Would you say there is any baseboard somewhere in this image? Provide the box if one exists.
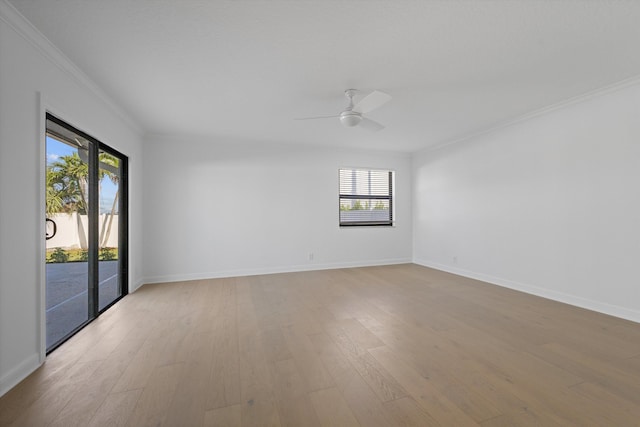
[414,258,640,324]
[0,353,41,398]
[141,258,412,285]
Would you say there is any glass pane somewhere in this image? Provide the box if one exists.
[46,134,90,349]
[98,149,122,311]
[339,198,391,224]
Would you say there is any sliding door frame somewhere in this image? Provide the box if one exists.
[97,141,129,314]
[44,112,128,354]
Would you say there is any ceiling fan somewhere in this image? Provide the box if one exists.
[295,89,391,131]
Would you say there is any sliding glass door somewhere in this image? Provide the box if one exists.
[97,147,126,311]
[45,132,90,348]
[45,114,128,352]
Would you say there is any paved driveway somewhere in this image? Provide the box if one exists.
[46,261,120,348]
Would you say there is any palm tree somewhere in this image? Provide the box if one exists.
[45,166,64,216]
[47,151,121,250]
[47,152,90,248]
[47,152,89,214]
[98,153,120,248]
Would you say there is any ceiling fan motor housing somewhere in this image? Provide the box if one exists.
[340,110,362,127]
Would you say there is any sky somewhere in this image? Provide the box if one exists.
[47,136,118,214]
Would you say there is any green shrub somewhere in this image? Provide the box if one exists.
[99,247,117,261]
[49,247,69,263]
[46,247,117,263]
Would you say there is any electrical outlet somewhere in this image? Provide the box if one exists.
[308,252,314,261]
[453,256,458,264]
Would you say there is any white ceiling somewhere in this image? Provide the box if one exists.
[9,0,640,152]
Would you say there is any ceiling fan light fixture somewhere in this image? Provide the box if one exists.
[295,89,389,132]
[340,111,362,127]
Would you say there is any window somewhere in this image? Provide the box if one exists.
[339,168,394,226]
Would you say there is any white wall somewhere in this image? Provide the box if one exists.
[45,213,120,250]
[413,80,640,322]
[142,136,412,283]
[0,3,144,396]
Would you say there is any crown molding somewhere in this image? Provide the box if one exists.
[416,73,640,156]
[0,0,143,135]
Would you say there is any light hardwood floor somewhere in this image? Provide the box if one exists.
[2,264,640,426]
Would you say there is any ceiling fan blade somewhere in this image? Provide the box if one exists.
[352,90,391,114]
[294,115,340,121]
[359,118,385,132]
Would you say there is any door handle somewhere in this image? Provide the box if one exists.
[46,218,57,240]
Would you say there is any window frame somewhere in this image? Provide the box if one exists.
[338,168,395,227]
